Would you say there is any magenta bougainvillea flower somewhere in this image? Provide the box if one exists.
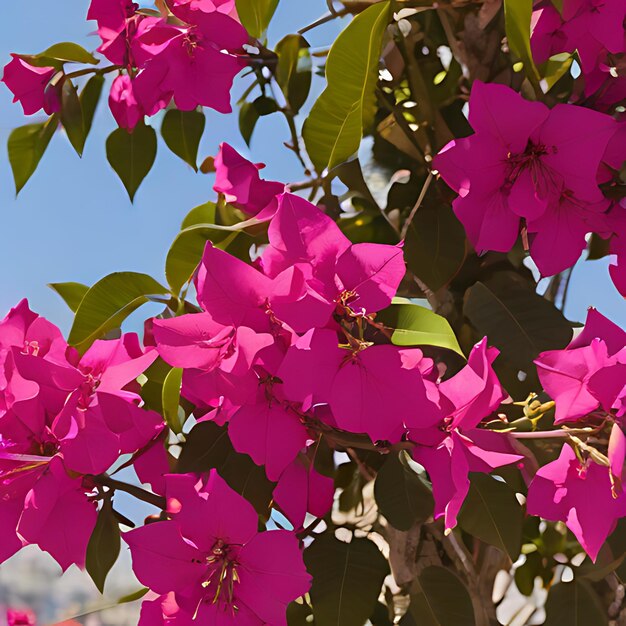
[126,471,311,624]
[410,339,522,530]
[1,57,60,116]
[527,435,626,561]
[0,300,163,569]
[7,609,36,626]
[213,143,285,217]
[535,308,625,423]
[531,0,626,106]
[434,81,616,276]
[108,74,146,130]
[131,7,247,113]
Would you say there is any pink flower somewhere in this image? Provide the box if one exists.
[535,308,625,423]
[434,81,615,274]
[410,339,523,530]
[273,454,334,529]
[132,9,247,113]
[87,0,141,66]
[278,328,440,443]
[7,609,36,626]
[125,471,311,624]
[1,56,60,116]
[214,143,285,217]
[108,74,145,130]
[527,439,626,561]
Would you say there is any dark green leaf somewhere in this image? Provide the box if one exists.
[239,101,260,146]
[405,566,476,626]
[80,74,105,143]
[48,281,89,312]
[587,233,610,260]
[60,79,85,156]
[463,277,573,369]
[162,367,183,434]
[303,2,390,171]
[376,301,464,356]
[253,95,279,116]
[276,34,312,114]
[540,53,573,91]
[21,42,99,67]
[106,123,157,201]
[458,473,523,560]
[86,498,121,593]
[544,581,608,626]
[235,0,279,38]
[68,272,170,352]
[504,0,541,87]
[8,116,58,194]
[305,534,390,626]
[178,422,275,517]
[374,452,434,531]
[161,108,205,170]
[404,203,466,292]
[287,600,314,625]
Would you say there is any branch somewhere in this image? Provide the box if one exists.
[94,475,166,510]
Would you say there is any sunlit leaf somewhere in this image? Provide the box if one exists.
[235,0,279,38]
[48,281,89,312]
[303,2,390,171]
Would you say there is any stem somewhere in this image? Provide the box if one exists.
[94,475,166,510]
[509,428,595,439]
[65,65,121,80]
[400,171,434,240]
[298,8,350,35]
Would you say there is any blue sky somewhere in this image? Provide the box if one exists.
[0,0,623,337]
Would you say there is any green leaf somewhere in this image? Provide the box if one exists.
[404,203,467,292]
[504,0,541,87]
[376,302,464,356]
[8,115,58,194]
[374,451,434,531]
[463,276,573,370]
[458,474,523,560]
[181,201,216,230]
[305,535,390,626]
[86,498,121,594]
[117,587,150,604]
[544,581,608,626]
[161,108,206,171]
[60,79,85,156]
[235,0,279,38]
[68,272,170,352]
[106,123,157,201]
[275,34,312,114]
[239,101,260,146]
[48,281,89,312]
[80,74,105,144]
[166,224,239,294]
[302,1,390,172]
[162,367,183,434]
[20,42,99,68]
[540,52,573,91]
[253,95,279,116]
[178,421,275,517]
[404,566,476,626]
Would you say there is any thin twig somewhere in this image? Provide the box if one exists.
[400,171,434,240]
[298,8,350,35]
[94,475,166,510]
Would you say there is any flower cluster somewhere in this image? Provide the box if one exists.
[154,145,518,534]
[127,471,311,624]
[531,0,626,109]
[527,309,626,559]
[0,300,163,570]
[434,80,626,294]
[1,0,248,129]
